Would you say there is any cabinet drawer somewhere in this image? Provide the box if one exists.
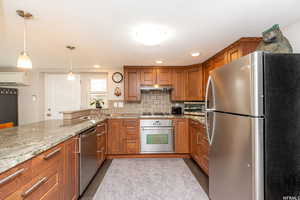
[32,144,64,177]
[0,161,32,199]
[123,119,138,128]
[5,161,63,200]
[126,139,139,154]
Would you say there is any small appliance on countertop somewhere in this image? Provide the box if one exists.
[171,105,183,115]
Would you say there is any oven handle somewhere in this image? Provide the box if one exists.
[141,127,173,130]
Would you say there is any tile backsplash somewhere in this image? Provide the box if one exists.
[102,91,183,114]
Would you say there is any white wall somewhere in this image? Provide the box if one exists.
[17,68,123,124]
[283,20,300,53]
[18,71,45,125]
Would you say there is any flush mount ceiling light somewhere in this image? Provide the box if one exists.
[156,60,163,64]
[16,10,33,69]
[191,52,200,57]
[134,24,170,46]
[93,65,101,68]
[66,46,76,81]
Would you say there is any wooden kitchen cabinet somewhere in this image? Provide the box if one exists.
[108,119,125,154]
[185,65,203,101]
[190,119,209,175]
[96,122,107,167]
[202,37,261,96]
[124,67,141,102]
[156,68,172,85]
[108,119,140,155]
[64,137,79,200]
[171,68,185,101]
[174,119,189,153]
[140,68,156,85]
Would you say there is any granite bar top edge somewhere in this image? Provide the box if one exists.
[0,117,106,174]
[0,115,204,174]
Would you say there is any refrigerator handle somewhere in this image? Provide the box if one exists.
[205,76,216,111]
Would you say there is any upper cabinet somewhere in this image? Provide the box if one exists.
[171,68,185,101]
[185,65,203,101]
[156,68,172,85]
[124,67,141,102]
[202,37,262,96]
[140,68,156,85]
[140,68,172,86]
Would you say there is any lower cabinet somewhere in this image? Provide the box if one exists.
[190,119,209,175]
[0,137,80,200]
[96,122,107,167]
[174,119,189,153]
[108,119,140,154]
[64,137,79,200]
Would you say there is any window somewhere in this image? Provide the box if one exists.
[88,78,108,108]
[90,79,107,92]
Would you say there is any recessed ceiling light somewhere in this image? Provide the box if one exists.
[93,65,101,68]
[191,52,200,57]
[134,24,170,46]
[156,60,163,64]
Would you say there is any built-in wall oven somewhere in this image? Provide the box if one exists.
[140,120,174,153]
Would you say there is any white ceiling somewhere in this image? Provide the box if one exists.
[0,0,300,69]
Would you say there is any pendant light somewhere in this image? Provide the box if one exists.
[66,46,76,81]
[16,10,33,69]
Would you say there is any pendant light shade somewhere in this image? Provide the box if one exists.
[66,46,76,81]
[17,51,32,69]
[16,10,33,69]
[67,71,75,81]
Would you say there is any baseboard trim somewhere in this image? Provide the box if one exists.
[107,153,191,159]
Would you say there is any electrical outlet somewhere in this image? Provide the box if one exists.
[118,102,124,108]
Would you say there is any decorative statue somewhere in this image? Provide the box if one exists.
[256,24,293,53]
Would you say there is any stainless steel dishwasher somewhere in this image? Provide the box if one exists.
[79,126,98,196]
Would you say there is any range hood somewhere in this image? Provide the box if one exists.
[0,72,30,86]
[140,85,173,91]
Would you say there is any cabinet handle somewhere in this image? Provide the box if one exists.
[43,148,61,160]
[0,168,26,185]
[21,177,48,198]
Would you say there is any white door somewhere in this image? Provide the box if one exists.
[45,74,81,119]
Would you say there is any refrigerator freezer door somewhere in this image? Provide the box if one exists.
[209,52,264,117]
[209,112,264,200]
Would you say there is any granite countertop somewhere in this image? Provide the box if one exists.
[0,117,106,174]
[106,114,205,124]
[0,114,204,174]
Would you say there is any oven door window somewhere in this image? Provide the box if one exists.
[146,134,168,144]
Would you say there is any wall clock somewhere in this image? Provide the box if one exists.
[112,72,123,83]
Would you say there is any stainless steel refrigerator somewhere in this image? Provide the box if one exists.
[206,51,300,200]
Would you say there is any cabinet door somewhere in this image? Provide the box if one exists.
[174,119,189,153]
[108,119,125,154]
[64,137,79,200]
[140,68,156,85]
[124,68,141,101]
[227,45,241,63]
[156,68,171,85]
[171,68,185,101]
[185,66,203,101]
[125,139,139,154]
[213,51,227,69]
[189,123,197,159]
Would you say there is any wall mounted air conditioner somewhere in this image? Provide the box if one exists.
[0,72,30,86]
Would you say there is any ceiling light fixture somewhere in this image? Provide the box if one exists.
[156,60,163,64]
[66,46,76,81]
[134,24,170,46]
[16,10,33,69]
[93,65,101,68]
[191,52,200,57]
